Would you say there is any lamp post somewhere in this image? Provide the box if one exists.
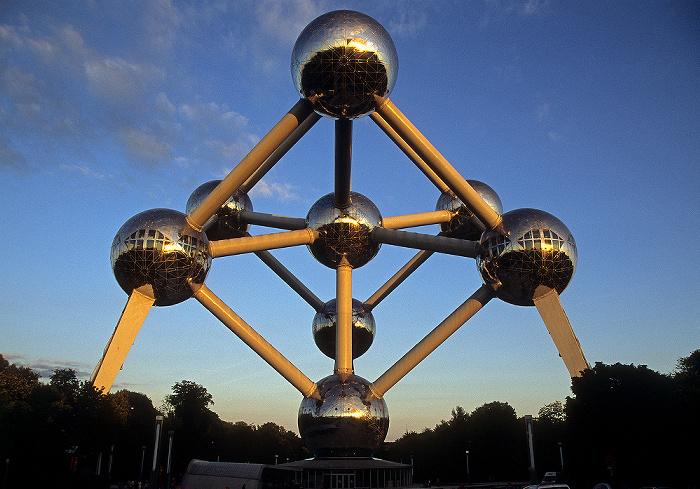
[558,442,564,472]
[108,445,114,485]
[166,431,174,489]
[3,458,9,489]
[525,415,537,483]
[465,451,470,485]
[140,445,146,484]
[150,415,164,488]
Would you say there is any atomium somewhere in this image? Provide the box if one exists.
[186,180,253,241]
[436,180,503,241]
[292,10,398,119]
[477,208,577,306]
[298,374,388,458]
[111,208,210,307]
[306,191,382,268]
[313,299,375,359]
[92,9,590,461]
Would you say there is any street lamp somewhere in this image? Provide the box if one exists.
[140,445,146,484]
[525,415,537,483]
[150,415,164,488]
[166,430,175,488]
[558,442,564,471]
[465,451,470,485]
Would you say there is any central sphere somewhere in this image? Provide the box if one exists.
[291,10,398,119]
[298,374,389,458]
[477,208,577,306]
[185,180,253,241]
[111,209,211,306]
[312,299,376,359]
[306,192,382,269]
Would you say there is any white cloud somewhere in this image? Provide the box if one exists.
[255,0,323,45]
[387,4,428,37]
[118,125,172,166]
[0,138,27,173]
[85,56,164,104]
[249,179,301,202]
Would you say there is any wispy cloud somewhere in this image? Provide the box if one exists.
[0,6,263,182]
[4,353,93,379]
[479,0,552,27]
[387,1,428,37]
[248,179,301,202]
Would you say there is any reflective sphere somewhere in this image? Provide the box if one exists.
[313,299,375,359]
[436,180,503,242]
[298,374,389,458]
[185,180,253,241]
[111,209,211,306]
[292,10,398,119]
[306,192,382,269]
[477,208,577,306]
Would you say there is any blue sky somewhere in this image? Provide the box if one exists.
[1,0,698,440]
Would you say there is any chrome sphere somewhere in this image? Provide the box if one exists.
[291,10,398,119]
[111,209,211,306]
[185,180,253,241]
[306,192,382,269]
[477,208,577,306]
[313,299,375,359]
[436,180,503,241]
[298,374,389,458]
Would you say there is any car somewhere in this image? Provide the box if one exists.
[542,472,563,483]
[593,483,630,489]
[538,484,571,489]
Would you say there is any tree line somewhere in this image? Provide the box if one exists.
[1,351,698,488]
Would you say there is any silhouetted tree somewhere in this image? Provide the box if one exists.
[565,362,679,487]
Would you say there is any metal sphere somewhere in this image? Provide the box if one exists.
[306,192,382,269]
[111,208,211,306]
[436,180,503,241]
[298,374,389,458]
[313,299,375,359]
[291,10,398,119]
[477,208,577,306]
[185,180,253,241]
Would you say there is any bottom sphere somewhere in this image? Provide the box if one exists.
[298,374,389,458]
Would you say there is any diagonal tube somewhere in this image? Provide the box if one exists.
[363,249,434,311]
[372,227,481,257]
[533,285,590,377]
[373,96,504,234]
[191,282,320,400]
[240,111,322,193]
[367,285,495,400]
[254,248,325,312]
[187,99,315,230]
[370,111,449,194]
[208,228,316,258]
[90,286,155,393]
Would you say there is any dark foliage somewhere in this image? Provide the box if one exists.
[0,358,306,488]
[1,351,698,488]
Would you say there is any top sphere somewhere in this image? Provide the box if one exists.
[291,10,398,119]
[111,208,211,306]
[185,180,253,241]
[436,180,503,241]
[477,208,577,306]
